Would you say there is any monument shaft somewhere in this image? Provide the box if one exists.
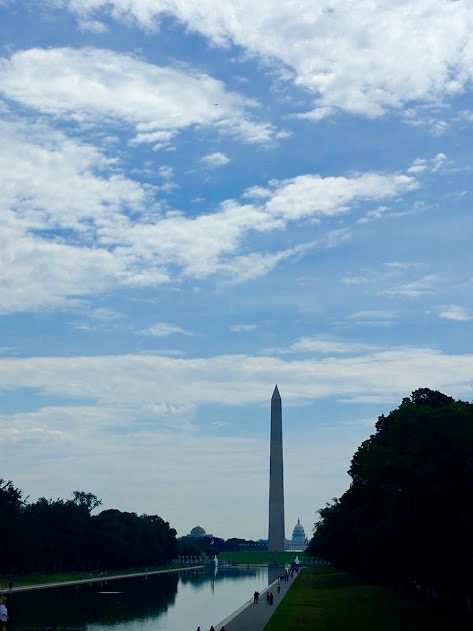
[268,385,285,551]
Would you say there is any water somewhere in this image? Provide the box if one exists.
[9,566,273,631]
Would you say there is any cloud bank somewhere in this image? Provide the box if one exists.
[54,0,473,119]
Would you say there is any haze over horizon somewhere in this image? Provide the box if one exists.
[1,0,473,540]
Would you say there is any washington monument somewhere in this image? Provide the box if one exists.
[268,385,285,551]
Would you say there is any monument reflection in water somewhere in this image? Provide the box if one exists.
[10,567,271,630]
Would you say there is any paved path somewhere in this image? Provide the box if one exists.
[5,566,205,593]
[213,569,301,631]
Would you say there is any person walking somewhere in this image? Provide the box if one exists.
[0,596,8,631]
[277,584,281,594]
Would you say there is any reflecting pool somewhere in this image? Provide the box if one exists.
[9,566,272,630]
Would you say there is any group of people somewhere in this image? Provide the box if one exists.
[197,569,302,630]
[278,567,297,582]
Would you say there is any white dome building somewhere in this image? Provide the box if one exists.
[285,518,307,551]
[187,526,209,538]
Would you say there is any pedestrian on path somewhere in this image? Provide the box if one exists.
[0,596,8,631]
[277,584,280,594]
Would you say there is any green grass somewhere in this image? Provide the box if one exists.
[219,551,306,565]
[264,568,471,631]
[7,564,192,588]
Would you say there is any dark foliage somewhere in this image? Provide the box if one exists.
[308,388,473,613]
[0,484,177,574]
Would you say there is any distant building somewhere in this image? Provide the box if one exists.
[239,539,268,551]
[186,525,213,538]
[285,518,307,551]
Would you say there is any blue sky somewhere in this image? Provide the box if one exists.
[1,0,473,541]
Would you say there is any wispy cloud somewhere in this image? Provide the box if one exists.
[139,322,192,337]
[436,305,473,322]
[229,324,258,332]
[289,336,376,354]
[383,274,441,298]
[346,310,398,327]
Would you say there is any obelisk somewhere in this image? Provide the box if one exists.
[268,385,285,551]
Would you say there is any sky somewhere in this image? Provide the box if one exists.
[1,0,473,542]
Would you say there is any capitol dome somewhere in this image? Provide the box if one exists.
[292,519,305,539]
[189,526,207,537]
[285,518,307,550]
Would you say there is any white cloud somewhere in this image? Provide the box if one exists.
[78,18,108,33]
[200,152,230,167]
[0,117,421,312]
[383,274,441,298]
[229,324,258,332]
[0,47,276,145]
[140,322,192,336]
[0,344,471,408]
[347,310,398,327]
[437,305,473,322]
[289,337,376,354]
[0,119,170,312]
[0,119,147,233]
[341,264,441,301]
[158,166,174,180]
[263,173,417,221]
[242,186,272,200]
[54,0,473,119]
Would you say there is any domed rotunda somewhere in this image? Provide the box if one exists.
[285,518,307,551]
[187,525,209,538]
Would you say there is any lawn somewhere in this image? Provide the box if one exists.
[219,551,306,565]
[264,568,471,631]
[7,564,192,588]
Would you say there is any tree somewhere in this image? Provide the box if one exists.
[72,491,102,514]
[0,479,25,571]
[308,388,473,613]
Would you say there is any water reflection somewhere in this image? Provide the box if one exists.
[10,567,270,631]
[11,573,179,629]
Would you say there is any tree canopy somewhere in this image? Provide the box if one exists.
[308,388,473,611]
[0,484,177,574]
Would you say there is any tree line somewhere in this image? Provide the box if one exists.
[178,535,264,558]
[308,388,473,616]
[0,486,178,575]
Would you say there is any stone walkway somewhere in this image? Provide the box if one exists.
[5,566,205,593]
[213,569,301,631]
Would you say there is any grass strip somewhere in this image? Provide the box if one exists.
[219,551,306,565]
[264,567,470,631]
[5,564,188,588]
